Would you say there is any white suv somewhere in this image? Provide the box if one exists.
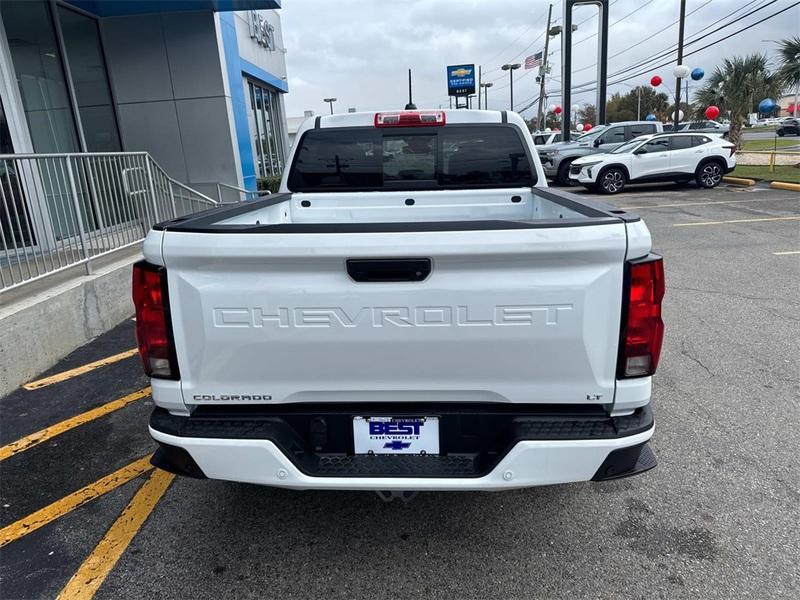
[569,132,736,194]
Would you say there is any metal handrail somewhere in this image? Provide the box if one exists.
[0,151,226,294]
[216,181,272,203]
[1,152,149,158]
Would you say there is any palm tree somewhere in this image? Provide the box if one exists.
[776,36,800,116]
[693,54,783,148]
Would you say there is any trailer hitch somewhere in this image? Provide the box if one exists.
[375,490,418,503]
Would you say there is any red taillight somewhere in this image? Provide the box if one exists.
[619,255,665,378]
[132,260,179,379]
[374,111,446,127]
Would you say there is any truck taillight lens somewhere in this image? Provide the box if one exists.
[132,260,179,379]
[619,255,664,378]
[374,111,446,127]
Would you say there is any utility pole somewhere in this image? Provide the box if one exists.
[537,4,554,130]
[323,97,337,114]
[674,0,686,130]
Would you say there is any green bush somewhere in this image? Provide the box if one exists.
[257,175,282,194]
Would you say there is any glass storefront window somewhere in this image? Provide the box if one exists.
[1,0,79,153]
[246,79,285,178]
[57,6,121,152]
[0,97,14,154]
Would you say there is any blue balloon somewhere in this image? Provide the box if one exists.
[645,114,657,121]
[691,67,704,81]
[758,98,776,113]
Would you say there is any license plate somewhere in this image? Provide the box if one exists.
[353,416,439,455]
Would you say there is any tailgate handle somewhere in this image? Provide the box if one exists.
[347,258,431,282]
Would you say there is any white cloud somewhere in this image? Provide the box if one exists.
[280,0,800,117]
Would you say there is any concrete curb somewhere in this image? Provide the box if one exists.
[722,176,756,186]
[0,254,140,399]
[769,181,800,192]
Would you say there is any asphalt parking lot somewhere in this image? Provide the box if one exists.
[1,182,798,599]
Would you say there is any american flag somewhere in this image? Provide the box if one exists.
[524,52,542,69]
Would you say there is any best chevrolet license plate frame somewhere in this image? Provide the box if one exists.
[353,416,440,455]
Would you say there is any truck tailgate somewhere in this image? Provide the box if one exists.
[162,224,627,407]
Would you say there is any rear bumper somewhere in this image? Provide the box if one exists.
[149,404,656,491]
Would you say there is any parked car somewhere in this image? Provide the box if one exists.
[569,132,736,194]
[776,118,800,136]
[538,121,663,185]
[531,130,562,145]
[663,121,728,137]
[679,120,729,138]
[136,109,662,494]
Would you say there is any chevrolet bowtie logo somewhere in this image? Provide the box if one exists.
[383,441,412,450]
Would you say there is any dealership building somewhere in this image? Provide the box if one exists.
[0,0,289,199]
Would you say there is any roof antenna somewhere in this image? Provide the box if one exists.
[405,68,417,110]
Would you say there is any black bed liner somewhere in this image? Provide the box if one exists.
[153,188,640,234]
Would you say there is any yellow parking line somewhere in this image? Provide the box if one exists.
[0,387,151,462]
[621,197,799,210]
[0,456,154,548]
[57,469,175,600]
[23,349,139,391]
[674,216,800,227]
[773,250,800,255]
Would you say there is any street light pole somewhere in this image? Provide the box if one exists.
[323,97,337,114]
[480,82,493,109]
[619,82,642,121]
[501,63,521,111]
[478,65,482,109]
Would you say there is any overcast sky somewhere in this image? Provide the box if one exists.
[280,0,800,119]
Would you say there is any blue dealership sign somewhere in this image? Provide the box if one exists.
[447,64,475,97]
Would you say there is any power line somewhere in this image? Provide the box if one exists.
[481,7,551,79]
[570,0,714,76]
[571,1,800,96]
[489,0,639,102]
[571,0,780,90]
[551,0,655,55]
[481,7,550,67]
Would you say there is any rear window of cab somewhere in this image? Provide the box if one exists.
[288,125,536,192]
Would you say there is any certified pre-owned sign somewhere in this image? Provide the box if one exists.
[447,64,475,97]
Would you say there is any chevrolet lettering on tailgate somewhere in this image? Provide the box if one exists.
[212,304,574,329]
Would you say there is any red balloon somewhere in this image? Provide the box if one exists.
[554,105,563,114]
[650,75,662,87]
[583,123,593,131]
[704,105,720,120]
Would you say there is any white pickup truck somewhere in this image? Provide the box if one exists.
[134,109,664,495]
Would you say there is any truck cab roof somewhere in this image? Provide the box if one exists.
[294,108,526,135]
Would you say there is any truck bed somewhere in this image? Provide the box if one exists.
[154,187,636,233]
